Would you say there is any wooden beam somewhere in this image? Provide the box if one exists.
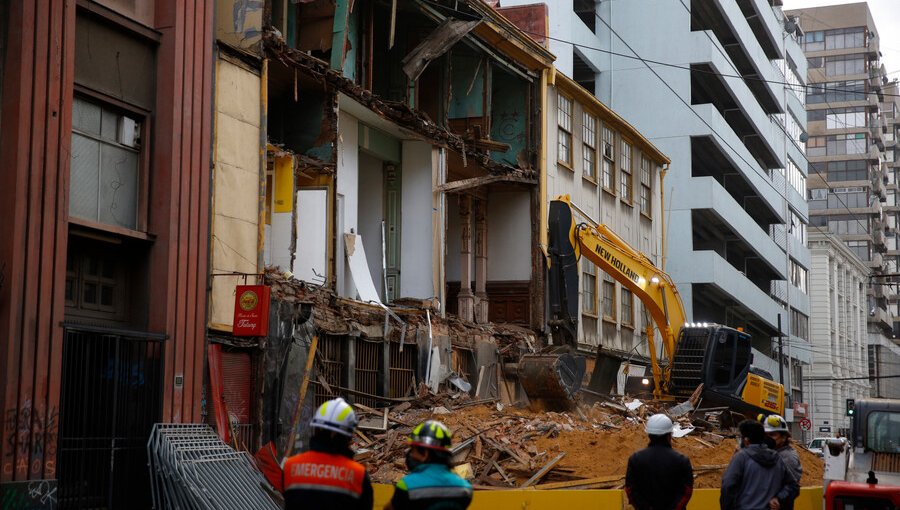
[435,174,537,193]
[520,452,566,488]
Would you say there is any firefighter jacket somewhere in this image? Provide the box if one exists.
[390,462,473,510]
[282,448,373,510]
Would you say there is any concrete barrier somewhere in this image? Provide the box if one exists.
[373,484,824,509]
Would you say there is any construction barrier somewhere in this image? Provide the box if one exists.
[373,484,824,509]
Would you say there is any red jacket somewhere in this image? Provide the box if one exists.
[282,449,373,510]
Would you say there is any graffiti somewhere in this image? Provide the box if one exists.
[2,403,58,477]
[0,480,57,510]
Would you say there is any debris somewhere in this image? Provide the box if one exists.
[433,406,451,415]
[672,423,695,438]
[521,452,567,488]
[625,399,644,411]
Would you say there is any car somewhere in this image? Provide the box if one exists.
[807,437,833,457]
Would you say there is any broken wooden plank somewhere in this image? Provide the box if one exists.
[529,474,624,490]
[285,335,319,457]
[435,173,537,193]
[520,452,566,488]
[690,436,715,448]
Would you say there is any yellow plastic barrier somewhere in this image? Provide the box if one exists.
[373,484,823,509]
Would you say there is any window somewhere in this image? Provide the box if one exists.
[826,133,867,155]
[621,288,633,326]
[826,107,867,129]
[619,140,633,201]
[65,238,129,322]
[602,273,616,321]
[640,157,652,217]
[557,93,573,167]
[70,96,144,231]
[807,109,826,122]
[825,27,866,50]
[827,160,868,182]
[582,112,597,180]
[807,80,867,104]
[785,113,804,149]
[790,260,808,294]
[582,261,597,314]
[788,209,806,245]
[807,136,826,157]
[803,30,824,51]
[846,240,871,261]
[866,411,900,453]
[786,159,805,197]
[602,126,615,191]
[790,309,808,341]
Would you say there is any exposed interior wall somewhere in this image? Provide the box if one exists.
[295,188,328,284]
[210,57,261,329]
[358,151,385,301]
[337,111,359,297]
[487,191,531,281]
[215,0,262,51]
[400,141,435,299]
[266,155,294,272]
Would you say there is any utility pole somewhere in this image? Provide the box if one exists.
[778,313,785,388]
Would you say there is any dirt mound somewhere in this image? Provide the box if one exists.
[354,398,823,489]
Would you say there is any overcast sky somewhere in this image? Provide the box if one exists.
[782,0,900,78]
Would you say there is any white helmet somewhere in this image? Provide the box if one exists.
[310,398,358,437]
[762,414,789,434]
[645,414,674,436]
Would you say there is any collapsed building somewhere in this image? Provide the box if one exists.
[207,0,561,453]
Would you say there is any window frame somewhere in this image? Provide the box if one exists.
[621,288,634,328]
[70,86,152,238]
[601,272,616,323]
[582,111,598,183]
[640,156,652,218]
[557,93,574,169]
[601,125,616,194]
[582,261,598,316]
[619,138,633,203]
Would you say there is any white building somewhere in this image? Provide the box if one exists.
[805,230,870,438]
[502,0,813,411]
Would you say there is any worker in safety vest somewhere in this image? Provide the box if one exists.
[282,398,373,510]
[384,420,472,510]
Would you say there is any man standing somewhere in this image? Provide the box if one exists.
[385,420,472,510]
[625,414,694,510]
[721,419,799,510]
[282,398,374,510]
[763,414,802,510]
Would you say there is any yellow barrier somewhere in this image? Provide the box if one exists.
[373,484,823,509]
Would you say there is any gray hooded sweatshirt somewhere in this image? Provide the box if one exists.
[720,444,799,510]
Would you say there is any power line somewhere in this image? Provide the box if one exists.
[806,374,900,381]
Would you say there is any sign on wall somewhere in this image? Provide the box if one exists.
[233,285,270,336]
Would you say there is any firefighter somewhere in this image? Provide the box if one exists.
[282,398,373,510]
[384,420,473,510]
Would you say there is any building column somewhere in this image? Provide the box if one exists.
[458,195,475,322]
[474,198,489,324]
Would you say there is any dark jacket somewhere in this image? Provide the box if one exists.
[390,462,473,510]
[282,439,374,510]
[720,444,799,510]
[776,444,803,510]
[625,442,694,510]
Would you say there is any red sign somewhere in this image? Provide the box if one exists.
[233,285,270,336]
[793,402,809,416]
[799,418,812,431]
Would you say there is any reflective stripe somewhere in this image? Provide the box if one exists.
[284,483,362,499]
[407,486,473,500]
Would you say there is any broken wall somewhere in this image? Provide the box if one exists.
[399,141,436,299]
[210,55,263,329]
[216,0,263,51]
[336,111,359,298]
[487,191,532,281]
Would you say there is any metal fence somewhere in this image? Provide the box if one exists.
[57,324,165,509]
[147,424,280,510]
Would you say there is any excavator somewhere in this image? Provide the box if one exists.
[516,195,784,417]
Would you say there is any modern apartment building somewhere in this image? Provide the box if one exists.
[806,230,870,438]
[503,0,813,412]
[787,3,900,399]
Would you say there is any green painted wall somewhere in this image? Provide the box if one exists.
[449,52,484,119]
[490,67,527,166]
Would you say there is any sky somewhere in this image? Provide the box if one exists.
[782,0,900,79]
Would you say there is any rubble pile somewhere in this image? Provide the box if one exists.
[350,394,824,490]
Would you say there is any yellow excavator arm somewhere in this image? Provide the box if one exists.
[556,195,685,398]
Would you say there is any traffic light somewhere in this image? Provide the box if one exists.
[846,398,856,416]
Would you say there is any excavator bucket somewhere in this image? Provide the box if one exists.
[517,351,586,411]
